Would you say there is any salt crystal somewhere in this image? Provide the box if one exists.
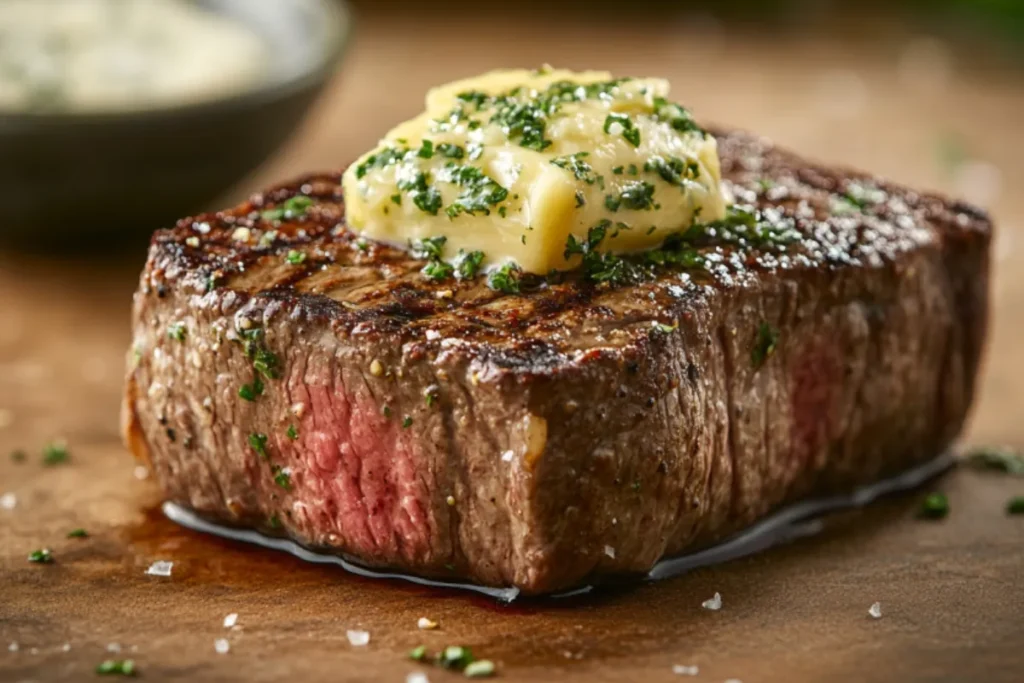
[1,493,15,510]
[501,450,514,462]
[134,466,150,480]
[107,643,121,653]
[62,643,71,652]
[145,560,173,577]
[223,613,238,628]
[406,673,430,683]
[868,602,882,619]
[346,630,370,646]
[672,664,699,675]
[7,642,17,652]
[214,638,230,654]
[603,545,616,559]
[417,617,438,630]
[702,592,722,611]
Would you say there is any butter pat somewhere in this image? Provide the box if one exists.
[342,68,726,275]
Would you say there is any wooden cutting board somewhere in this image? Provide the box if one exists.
[3,7,1024,682]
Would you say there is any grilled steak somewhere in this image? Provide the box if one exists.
[122,129,991,595]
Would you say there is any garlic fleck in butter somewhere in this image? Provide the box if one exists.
[342,68,726,276]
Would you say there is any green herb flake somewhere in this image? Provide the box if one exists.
[402,416,413,429]
[603,112,641,147]
[497,206,507,218]
[390,194,402,206]
[96,659,137,677]
[963,447,1024,475]
[612,165,624,175]
[412,236,448,260]
[487,262,522,294]
[422,259,455,281]
[652,96,702,134]
[268,514,282,529]
[437,143,466,159]
[28,548,53,563]
[42,441,69,466]
[286,424,298,441]
[575,190,585,208]
[285,250,307,265]
[167,322,186,342]
[382,405,392,418]
[464,660,496,678]
[67,528,88,538]
[751,323,779,369]
[618,181,656,210]
[455,250,485,280]
[418,139,435,159]
[272,466,292,490]
[919,492,949,520]
[439,645,474,670]
[238,376,264,402]
[442,164,509,217]
[409,645,428,661]
[248,432,269,459]
[1007,496,1024,515]
[355,146,406,179]
[261,195,314,222]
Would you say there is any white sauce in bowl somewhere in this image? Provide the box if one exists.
[0,0,268,113]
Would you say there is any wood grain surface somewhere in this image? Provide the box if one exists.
[2,6,1024,682]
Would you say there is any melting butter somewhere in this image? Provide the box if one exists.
[342,68,726,275]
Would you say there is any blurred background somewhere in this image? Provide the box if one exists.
[1,0,1023,446]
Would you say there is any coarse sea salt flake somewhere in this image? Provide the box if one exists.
[869,602,882,619]
[417,617,438,630]
[134,466,150,480]
[702,592,722,610]
[223,613,238,628]
[145,560,173,577]
[672,664,699,675]
[107,643,121,653]
[8,642,18,652]
[604,545,616,559]
[346,630,370,646]
[214,638,230,654]
[1,492,15,510]
[407,673,430,683]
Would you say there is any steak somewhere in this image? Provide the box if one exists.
[122,129,991,595]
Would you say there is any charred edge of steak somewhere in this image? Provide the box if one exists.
[125,129,992,593]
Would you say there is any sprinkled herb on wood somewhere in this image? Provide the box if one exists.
[261,195,314,222]
[919,492,949,520]
[28,548,53,563]
[96,659,137,677]
[42,441,69,466]
[285,250,307,265]
[67,528,88,538]
[286,424,298,441]
[167,322,186,342]
[248,432,269,459]
[1007,496,1024,515]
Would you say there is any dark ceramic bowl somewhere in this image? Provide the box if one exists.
[0,0,351,249]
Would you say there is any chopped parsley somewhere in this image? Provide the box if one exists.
[1007,496,1024,515]
[96,660,137,677]
[564,220,641,285]
[67,528,88,538]
[268,514,282,529]
[465,660,496,678]
[272,466,291,490]
[612,165,624,175]
[397,169,443,215]
[238,377,264,402]
[382,404,392,418]
[575,190,585,208]
[409,645,428,661]
[261,195,314,222]
[253,349,280,381]
[285,250,306,265]
[28,548,53,563]
[455,249,485,279]
[390,194,402,206]
[550,152,597,184]
[645,155,700,186]
[603,112,641,147]
[402,416,413,429]
[652,96,702,134]
[487,262,522,294]
[248,432,269,460]
[167,322,186,342]
[418,139,435,159]
[437,143,465,159]
[618,181,656,210]
[412,236,448,260]
[439,646,475,670]
[751,323,779,368]
[441,164,509,217]
[919,492,949,519]
[42,441,69,466]
[422,259,455,280]
[286,424,298,441]
[355,146,406,179]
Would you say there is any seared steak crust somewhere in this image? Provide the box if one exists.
[123,129,990,594]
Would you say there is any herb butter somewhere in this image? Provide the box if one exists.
[342,68,727,275]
